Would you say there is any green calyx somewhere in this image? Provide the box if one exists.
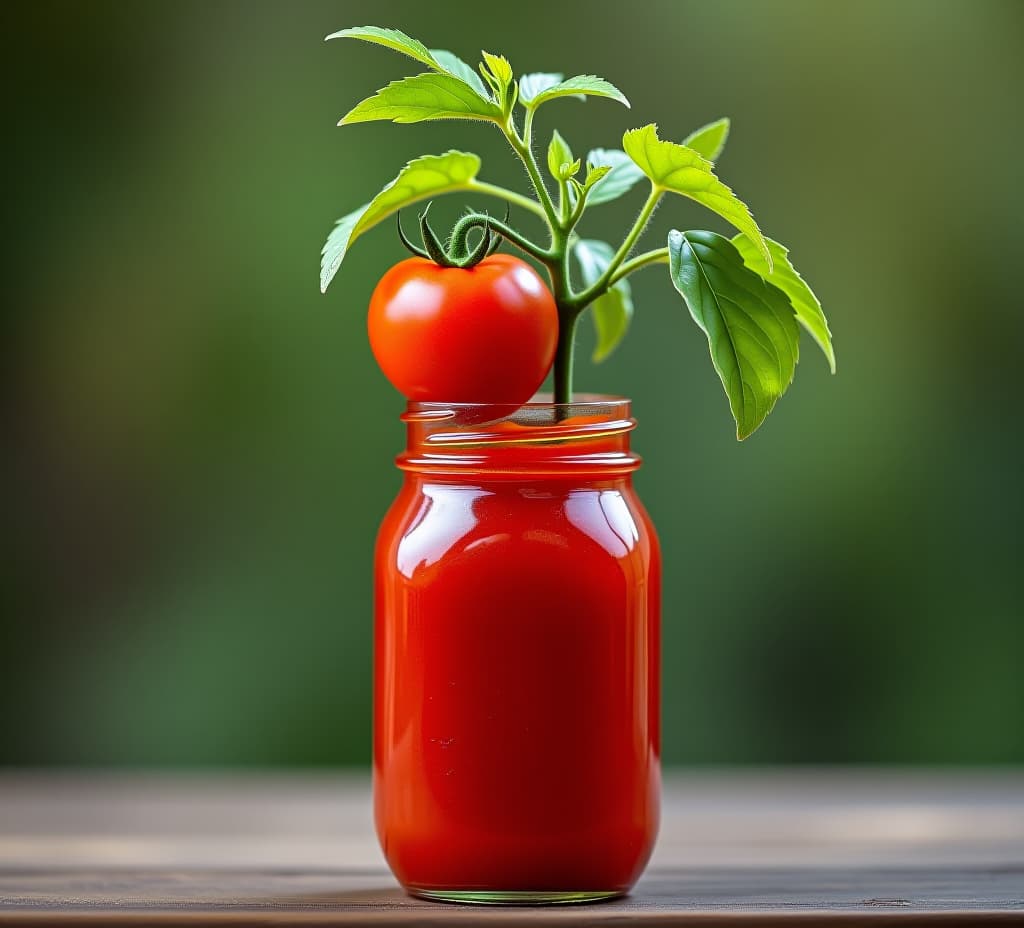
[396,203,503,269]
[323,27,836,439]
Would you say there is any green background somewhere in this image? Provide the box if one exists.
[4,0,1022,766]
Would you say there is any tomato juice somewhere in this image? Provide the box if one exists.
[373,398,660,902]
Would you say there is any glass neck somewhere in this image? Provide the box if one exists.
[397,395,640,478]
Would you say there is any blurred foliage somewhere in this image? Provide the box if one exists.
[3,0,1022,766]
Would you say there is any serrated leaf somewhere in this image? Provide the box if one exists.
[320,151,481,293]
[481,51,513,87]
[733,235,835,373]
[529,75,630,109]
[325,28,492,102]
[584,148,646,205]
[668,230,799,439]
[325,26,438,69]
[320,206,367,297]
[479,51,516,112]
[582,163,612,191]
[682,117,730,161]
[430,48,490,100]
[519,72,567,104]
[340,72,503,125]
[547,130,573,178]
[574,239,634,362]
[623,124,771,268]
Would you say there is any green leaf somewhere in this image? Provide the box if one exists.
[479,51,516,113]
[733,235,835,373]
[547,130,573,178]
[667,229,799,439]
[528,75,630,109]
[582,163,612,192]
[339,72,503,125]
[585,148,646,205]
[519,72,568,104]
[623,124,771,268]
[320,151,481,293]
[682,117,730,161]
[558,159,582,181]
[481,51,513,88]
[324,28,493,102]
[325,26,439,69]
[430,48,491,100]
[574,239,634,362]
[320,206,366,297]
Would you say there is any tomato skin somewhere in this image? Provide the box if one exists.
[367,255,559,404]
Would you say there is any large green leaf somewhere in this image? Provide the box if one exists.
[585,148,646,205]
[574,239,634,362]
[668,229,799,439]
[325,27,492,102]
[320,151,481,293]
[733,235,835,373]
[682,117,730,161]
[519,72,571,104]
[324,26,439,69]
[339,72,503,125]
[430,48,491,100]
[623,124,770,267]
[528,75,630,109]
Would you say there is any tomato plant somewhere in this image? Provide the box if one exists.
[320,27,835,438]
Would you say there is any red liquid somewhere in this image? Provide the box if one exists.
[374,402,660,897]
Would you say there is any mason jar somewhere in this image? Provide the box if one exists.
[373,396,661,904]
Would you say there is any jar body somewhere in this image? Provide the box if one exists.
[373,401,660,902]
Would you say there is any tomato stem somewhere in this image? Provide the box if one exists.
[552,309,579,407]
[609,247,670,285]
[569,185,663,310]
[449,212,550,263]
[483,112,664,405]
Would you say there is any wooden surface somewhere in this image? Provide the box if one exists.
[1,770,1022,924]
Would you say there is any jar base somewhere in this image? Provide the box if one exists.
[411,888,623,906]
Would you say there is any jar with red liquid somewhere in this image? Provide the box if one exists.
[374,396,661,904]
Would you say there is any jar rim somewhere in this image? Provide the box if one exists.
[406,393,629,417]
[398,394,639,475]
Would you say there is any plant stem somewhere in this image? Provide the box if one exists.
[469,181,548,221]
[609,246,670,285]
[566,186,588,228]
[544,238,580,406]
[498,110,581,405]
[552,309,579,406]
[569,184,662,309]
[504,119,559,229]
[449,213,553,262]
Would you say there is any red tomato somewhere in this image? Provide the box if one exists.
[367,255,558,405]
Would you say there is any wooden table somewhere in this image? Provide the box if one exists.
[1,770,1022,924]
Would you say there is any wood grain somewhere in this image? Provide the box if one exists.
[1,770,1022,924]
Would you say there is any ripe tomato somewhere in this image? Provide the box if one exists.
[367,255,558,405]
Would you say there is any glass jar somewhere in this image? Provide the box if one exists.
[373,396,661,904]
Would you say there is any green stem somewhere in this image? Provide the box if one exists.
[552,309,579,406]
[499,110,581,405]
[557,177,570,224]
[504,116,559,229]
[545,238,579,406]
[565,184,588,229]
[570,184,662,309]
[609,247,670,285]
[449,213,553,263]
[469,181,548,221]
[523,105,538,154]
